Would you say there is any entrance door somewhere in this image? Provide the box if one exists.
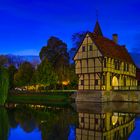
[112,76,119,90]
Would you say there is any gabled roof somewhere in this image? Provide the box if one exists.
[88,32,134,64]
[74,21,135,65]
[93,21,103,36]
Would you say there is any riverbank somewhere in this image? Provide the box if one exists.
[7,91,76,105]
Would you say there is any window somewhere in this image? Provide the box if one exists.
[95,118,98,124]
[124,77,126,86]
[127,64,129,71]
[81,80,84,85]
[124,63,127,71]
[103,58,106,68]
[81,117,84,123]
[89,45,93,51]
[114,60,120,70]
[138,81,140,86]
[82,46,85,52]
[110,76,112,86]
[95,80,98,85]
[124,63,129,71]
[102,75,105,85]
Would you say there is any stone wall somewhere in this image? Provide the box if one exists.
[76,90,140,102]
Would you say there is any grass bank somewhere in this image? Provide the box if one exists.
[7,92,76,106]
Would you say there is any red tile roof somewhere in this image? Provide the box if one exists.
[88,32,135,64]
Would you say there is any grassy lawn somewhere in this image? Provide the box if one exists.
[7,93,74,105]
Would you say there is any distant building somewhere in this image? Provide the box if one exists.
[74,21,137,91]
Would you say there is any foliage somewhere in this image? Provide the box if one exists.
[8,65,17,89]
[68,64,78,89]
[0,55,8,66]
[0,67,9,105]
[72,31,87,49]
[36,59,58,88]
[39,36,69,82]
[14,61,34,87]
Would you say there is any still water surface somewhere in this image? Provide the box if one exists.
[1,102,140,140]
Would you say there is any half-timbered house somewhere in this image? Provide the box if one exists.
[74,21,137,91]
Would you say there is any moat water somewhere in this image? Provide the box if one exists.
[1,102,140,140]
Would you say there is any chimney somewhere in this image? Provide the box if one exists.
[112,34,118,44]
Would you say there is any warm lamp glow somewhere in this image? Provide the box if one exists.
[112,113,118,125]
[112,76,119,86]
[62,80,70,86]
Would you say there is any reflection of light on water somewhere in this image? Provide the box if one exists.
[8,125,42,140]
[68,125,76,140]
[112,112,118,125]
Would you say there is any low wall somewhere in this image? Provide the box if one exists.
[76,90,140,102]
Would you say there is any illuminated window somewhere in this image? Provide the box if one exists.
[82,46,85,52]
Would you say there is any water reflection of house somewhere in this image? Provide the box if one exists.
[76,103,135,140]
[74,21,137,91]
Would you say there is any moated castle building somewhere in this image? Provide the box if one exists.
[74,21,137,92]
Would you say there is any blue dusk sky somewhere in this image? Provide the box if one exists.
[0,0,140,55]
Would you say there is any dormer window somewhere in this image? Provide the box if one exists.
[82,46,85,52]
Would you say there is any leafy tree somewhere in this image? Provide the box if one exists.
[0,55,8,66]
[72,31,86,49]
[8,65,17,89]
[0,67,9,105]
[39,46,48,61]
[36,59,58,89]
[14,61,34,87]
[39,36,69,83]
[68,64,78,89]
